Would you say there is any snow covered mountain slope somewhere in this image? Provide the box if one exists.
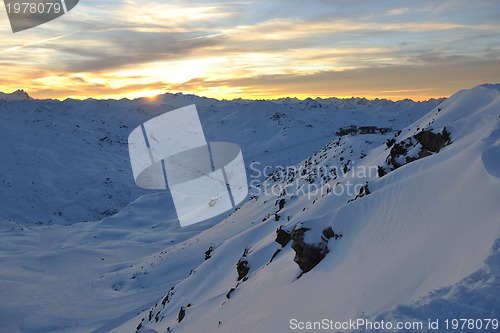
[0,93,441,225]
[111,84,499,333]
[1,85,498,333]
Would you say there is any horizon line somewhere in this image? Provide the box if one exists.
[1,89,449,104]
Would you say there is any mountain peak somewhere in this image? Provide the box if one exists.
[0,89,32,101]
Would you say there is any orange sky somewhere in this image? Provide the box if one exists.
[1,1,499,101]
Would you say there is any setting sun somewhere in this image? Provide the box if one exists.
[0,1,499,101]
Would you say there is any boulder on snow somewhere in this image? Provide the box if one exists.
[348,182,370,203]
[236,260,249,281]
[236,248,250,281]
[275,227,291,247]
[290,226,340,273]
[177,307,185,323]
[322,226,342,241]
[414,128,451,153]
[204,246,213,260]
[377,166,386,177]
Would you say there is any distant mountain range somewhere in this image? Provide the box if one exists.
[0,90,443,225]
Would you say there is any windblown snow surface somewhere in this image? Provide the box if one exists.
[0,85,498,332]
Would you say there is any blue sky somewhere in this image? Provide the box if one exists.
[0,0,499,100]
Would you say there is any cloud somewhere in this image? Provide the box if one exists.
[51,30,225,72]
[386,8,409,16]
[0,0,499,100]
[162,57,500,100]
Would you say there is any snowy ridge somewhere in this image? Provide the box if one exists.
[1,86,498,333]
[105,85,500,333]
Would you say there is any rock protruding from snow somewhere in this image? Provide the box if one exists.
[177,307,185,323]
[275,226,291,247]
[414,127,451,154]
[381,127,452,174]
[236,249,250,281]
[290,226,341,273]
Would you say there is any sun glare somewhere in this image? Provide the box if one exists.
[128,90,165,100]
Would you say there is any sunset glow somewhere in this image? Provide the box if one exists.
[1,1,499,101]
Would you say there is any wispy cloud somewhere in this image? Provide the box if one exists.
[387,8,409,16]
[159,57,500,99]
[0,0,498,100]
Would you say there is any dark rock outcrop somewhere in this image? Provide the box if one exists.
[177,307,185,323]
[236,249,250,281]
[414,127,451,153]
[377,166,386,177]
[385,140,410,170]
[275,227,291,247]
[348,182,370,203]
[269,249,281,263]
[379,127,452,178]
[291,228,323,273]
[205,246,213,260]
[386,138,396,148]
[226,288,235,299]
[290,226,342,273]
[390,142,408,158]
[322,226,342,241]
[277,198,286,211]
[236,260,249,281]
